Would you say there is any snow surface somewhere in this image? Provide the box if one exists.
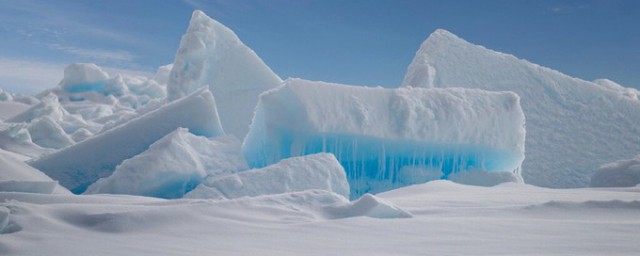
[1,181,638,255]
[591,155,640,187]
[402,29,640,188]
[186,153,349,200]
[167,10,282,139]
[30,88,224,193]
[86,128,247,198]
[244,78,525,198]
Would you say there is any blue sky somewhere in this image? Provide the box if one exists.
[0,0,638,93]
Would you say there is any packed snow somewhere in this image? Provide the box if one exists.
[30,88,224,193]
[186,153,349,200]
[402,29,640,188]
[167,10,282,139]
[244,78,525,197]
[1,9,639,256]
[86,128,247,198]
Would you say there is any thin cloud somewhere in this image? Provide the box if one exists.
[48,44,136,62]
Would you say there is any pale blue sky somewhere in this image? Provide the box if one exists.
[0,0,638,93]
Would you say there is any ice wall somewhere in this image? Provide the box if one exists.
[243,79,525,197]
[167,10,282,139]
[30,88,224,193]
[402,29,640,188]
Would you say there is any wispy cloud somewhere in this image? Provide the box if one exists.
[48,44,136,62]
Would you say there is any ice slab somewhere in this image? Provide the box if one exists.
[167,10,282,139]
[186,153,350,200]
[243,78,525,198]
[85,129,247,198]
[30,88,224,193]
[0,148,69,194]
[402,29,640,188]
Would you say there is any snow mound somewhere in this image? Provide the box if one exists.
[244,78,525,198]
[30,88,224,193]
[0,149,69,194]
[0,122,52,160]
[86,128,247,198]
[324,193,411,219]
[590,156,640,187]
[402,29,640,188]
[186,153,349,199]
[167,10,282,139]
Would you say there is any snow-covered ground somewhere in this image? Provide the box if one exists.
[1,181,639,255]
[1,9,639,255]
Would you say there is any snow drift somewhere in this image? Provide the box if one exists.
[86,128,247,198]
[30,88,224,193]
[186,153,350,200]
[402,29,640,188]
[244,78,525,197]
[167,10,282,139]
[590,155,640,188]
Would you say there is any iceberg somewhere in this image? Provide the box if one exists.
[402,29,640,188]
[243,78,525,198]
[185,153,350,200]
[30,88,224,193]
[85,128,247,199]
[167,10,282,139]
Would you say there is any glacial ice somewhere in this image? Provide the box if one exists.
[590,155,640,188]
[243,78,525,198]
[85,128,247,198]
[402,29,640,188]
[30,88,224,193]
[185,153,349,200]
[59,63,109,94]
[167,10,282,139]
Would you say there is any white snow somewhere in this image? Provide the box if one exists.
[244,78,525,197]
[402,29,640,188]
[1,181,638,255]
[30,88,224,193]
[167,10,282,139]
[0,149,69,194]
[591,155,640,187]
[186,153,349,200]
[86,128,247,198]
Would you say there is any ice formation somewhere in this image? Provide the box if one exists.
[167,10,282,139]
[402,29,640,188]
[590,155,640,188]
[86,128,247,198]
[0,149,69,194]
[243,78,525,197]
[185,153,350,200]
[30,88,224,193]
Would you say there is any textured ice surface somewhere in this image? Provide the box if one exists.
[591,155,640,188]
[244,78,525,197]
[186,153,349,199]
[86,128,247,198]
[402,29,640,188]
[167,10,282,139]
[30,88,224,193]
